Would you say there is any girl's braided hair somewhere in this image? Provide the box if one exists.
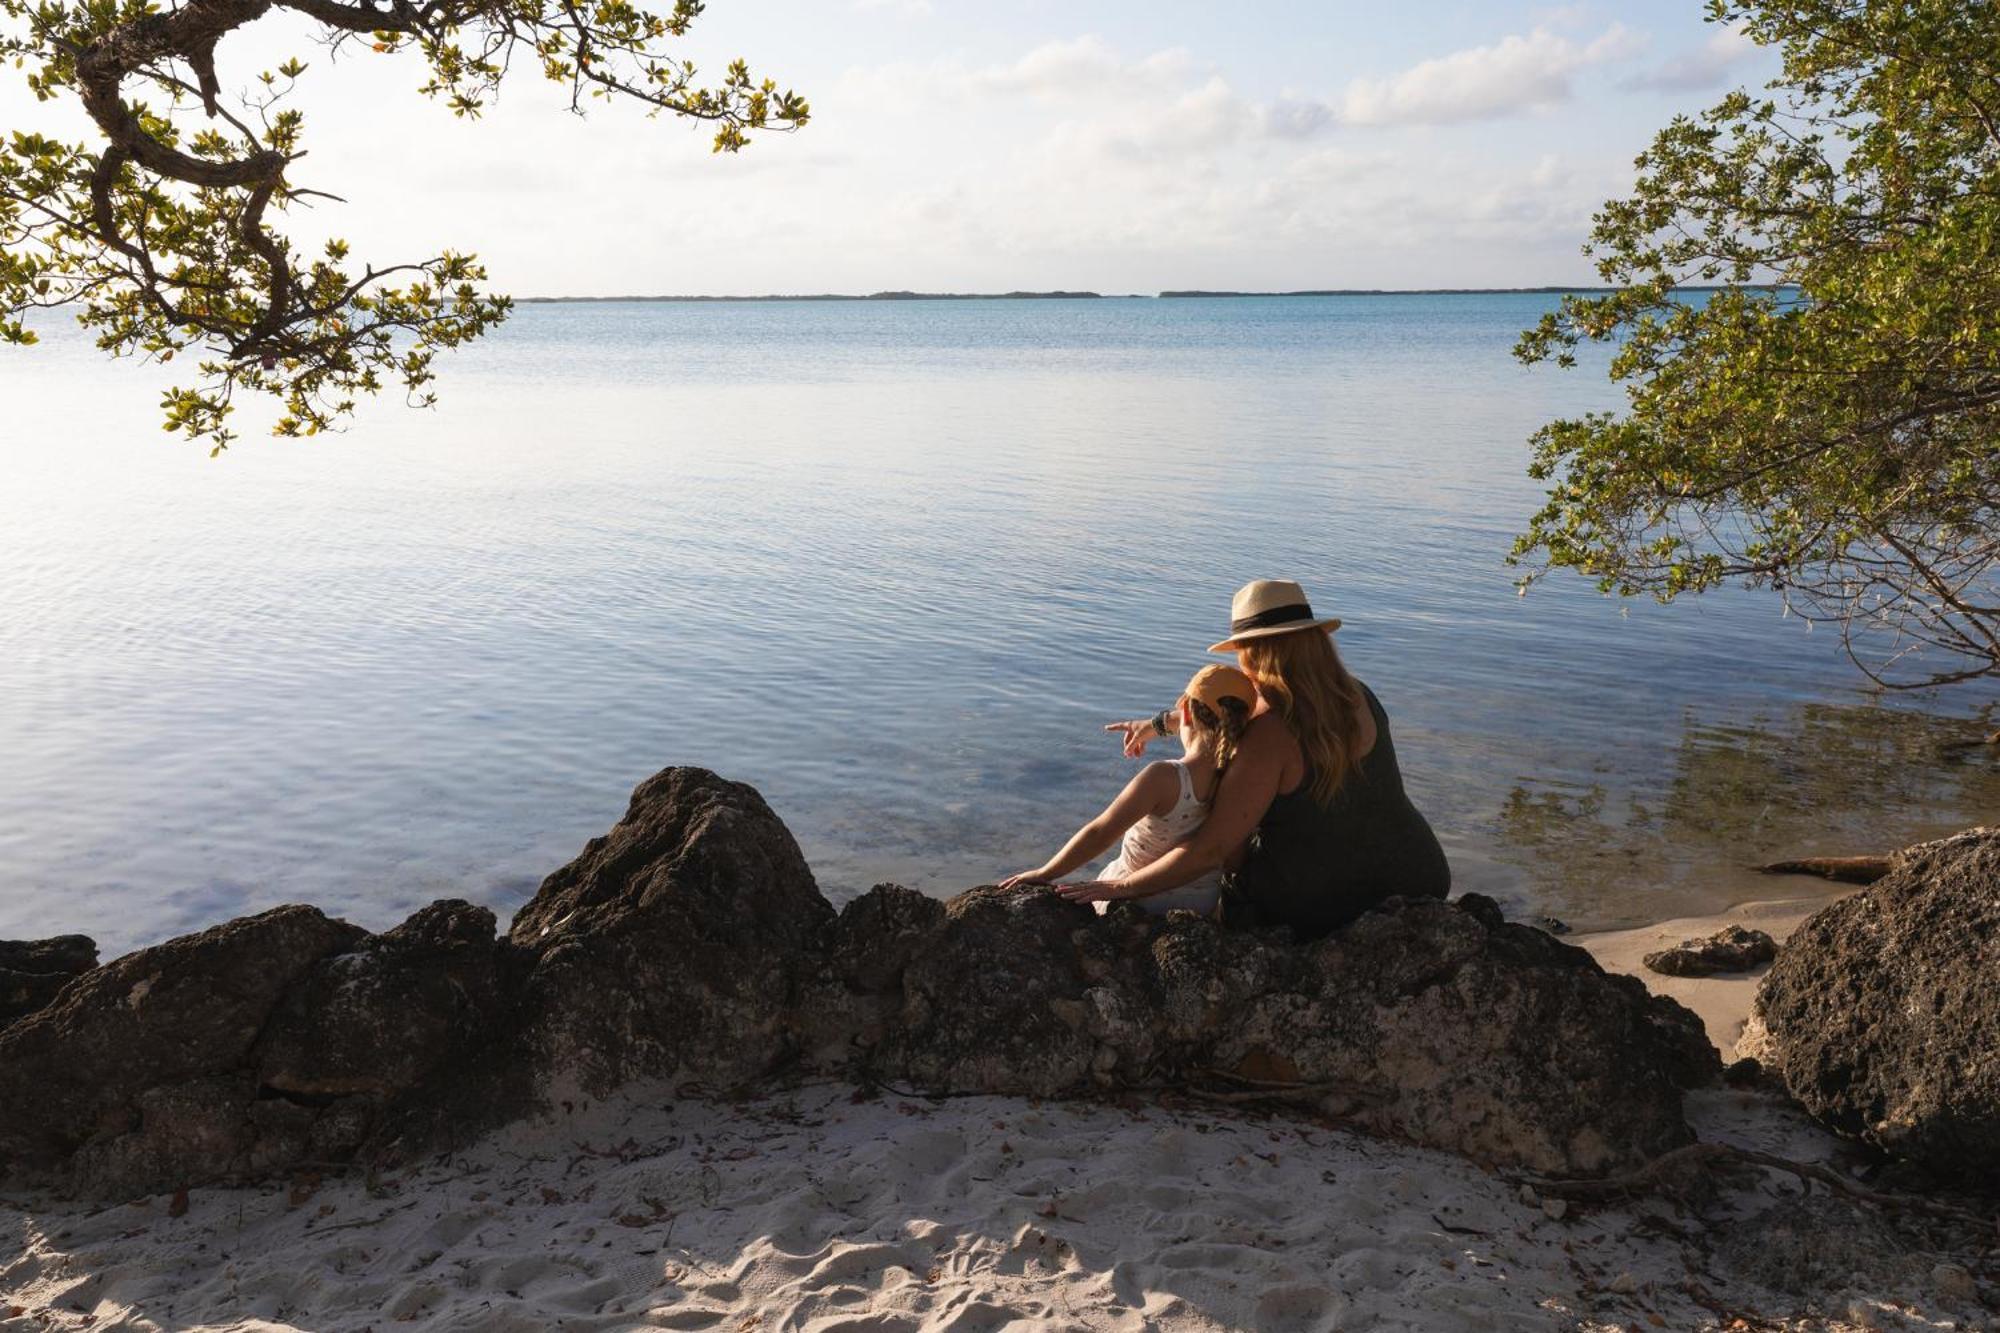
[1186,692,1253,781]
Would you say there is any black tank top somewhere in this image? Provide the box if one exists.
[1224,681,1450,938]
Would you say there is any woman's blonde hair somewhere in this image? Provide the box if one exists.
[1235,630,1366,806]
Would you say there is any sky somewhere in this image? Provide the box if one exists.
[0,1,1780,296]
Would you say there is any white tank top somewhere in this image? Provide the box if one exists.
[1101,761,1224,916]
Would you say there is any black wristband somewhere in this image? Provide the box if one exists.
[1151,709,1171,736]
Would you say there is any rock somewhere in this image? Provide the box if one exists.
[508,767,835,1097]
[797,883,949,1062]
[64,1073,322,1198]
[0,934,98,1028]
[824,883,945,996]
[849,887,1716,1175]
[0,935,97,974]
[861,886,1114,1095]
[1752,826,2000,1180]
[1642,924,1777,977]
[0,768,1723,1194]
[1933,1262,1976,1304]
[255,900,509,1100]
[1541,1196,1568,1221]
[0,905,363,1172]
[1721,1057,1766,1088]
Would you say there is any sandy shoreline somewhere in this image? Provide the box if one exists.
[1572,886,1853,1062]
[7,883,1990,1333]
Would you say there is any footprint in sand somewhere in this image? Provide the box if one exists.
[1253,1281,1344,1333]
[1155,1240,1263,1271]
[795,1315,920,1333]
[802,1239,931,1287]
[928,1291,1031,1333]
[549,1274,624,1313]
[383,1279,446,1320]
[638,1302,733,1330]
[422,1207,497,1248]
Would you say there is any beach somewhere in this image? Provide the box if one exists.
[1572,892,1849,1062]
[3,0,1996,1324]
[6,882,1990,1333]
[0,1076,1921,1333]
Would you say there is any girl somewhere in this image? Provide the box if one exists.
[999,664,1256,915]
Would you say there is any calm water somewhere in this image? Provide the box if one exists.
[3,295,1995,955]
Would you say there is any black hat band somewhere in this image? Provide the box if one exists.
[1231,603,1315,634]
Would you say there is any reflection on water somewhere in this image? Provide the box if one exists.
[2,294,1997,955]
[1493,699,2000,928]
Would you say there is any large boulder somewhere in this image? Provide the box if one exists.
[1750,827,2000,1181]
[836,885,1716,1176]
[0,906,364,1172]
[0,935,98,1028]
[508,767,836,1097]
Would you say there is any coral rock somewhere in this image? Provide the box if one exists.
[0,934,98,1028]
[1643,924,1778,977]
[1753,827,2000,1182]
[256,899,508,1099]
[848,887,1716,1175]
[0,906,363,1170]
[508,767,835,1096]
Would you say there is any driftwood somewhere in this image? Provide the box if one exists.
[1754,855,1893,884]
[1175,1069,1392,1109]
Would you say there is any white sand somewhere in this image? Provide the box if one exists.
[1,1076,1985,1333]
[1573,890,1851,1061]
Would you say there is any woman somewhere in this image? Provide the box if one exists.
[1058,579,1449,937]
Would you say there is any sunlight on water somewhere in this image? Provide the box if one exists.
[2,295,1995,954]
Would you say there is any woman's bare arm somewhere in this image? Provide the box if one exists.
[1057,717,1288,902]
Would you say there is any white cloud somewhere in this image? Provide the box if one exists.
[973,36,1196,100]
[1623,23,1759,93]
[782,28,1643,287]
[853,0,932,14]
[1338,24,1647,126]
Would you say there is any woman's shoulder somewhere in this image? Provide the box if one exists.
[1240,710,1298,758]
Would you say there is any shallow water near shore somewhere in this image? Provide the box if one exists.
[2,294,1996,954]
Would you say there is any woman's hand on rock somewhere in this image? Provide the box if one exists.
[1054,879,1125,904]
[997,870,1053,891]
[1105,719,1154,758]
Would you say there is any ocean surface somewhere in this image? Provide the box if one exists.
[3,294,1995,956]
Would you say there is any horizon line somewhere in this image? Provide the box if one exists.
[511,285,1768,305]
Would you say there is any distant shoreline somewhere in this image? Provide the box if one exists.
[514,286,1757,305]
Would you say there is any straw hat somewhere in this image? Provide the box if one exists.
[1208,579,1342,654]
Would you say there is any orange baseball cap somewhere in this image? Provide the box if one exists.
[1183,664,1257,714]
